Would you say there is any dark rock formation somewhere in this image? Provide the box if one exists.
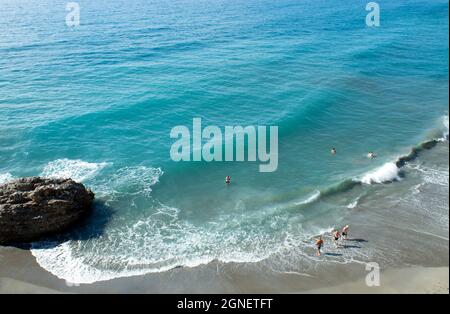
[0,177,94,244]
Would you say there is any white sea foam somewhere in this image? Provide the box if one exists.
[0,173,14,184]
[31,232,270,284]
[295,190,321,206]
[442,115,449,140]
[347,198,359,209]
[41,159,111,182]
[409,164,449,187]
[30,205,371,284]
[31,241,175,284]
[361,162,400,184]
[347,192,366,209]
[94,166,163,199]
[423,169,449,187]
[30,200,291,284]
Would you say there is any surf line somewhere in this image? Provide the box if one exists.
[170,118,278,172]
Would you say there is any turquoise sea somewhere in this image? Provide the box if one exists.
[0,0,448,284]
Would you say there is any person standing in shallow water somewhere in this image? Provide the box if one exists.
[331,148,337,155]
[315,236,324,256]
[342,225,350,240]
[225,176,231,184]
[333,229,341,247]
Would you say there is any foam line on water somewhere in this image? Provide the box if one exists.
[30,201,284,284]
[295,190,321,206]
[31,241,187,284]
[441,115,449,140]
[93,166,164,199]
[347,194,363,209]
[41,159,111,182]
[0,173,14,185]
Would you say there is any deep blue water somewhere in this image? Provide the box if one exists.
[0,0,448,283]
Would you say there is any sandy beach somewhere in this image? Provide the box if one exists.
[0,244,448,294]
[307,267,449,294]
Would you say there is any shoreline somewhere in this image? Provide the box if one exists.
[0,245,448,294]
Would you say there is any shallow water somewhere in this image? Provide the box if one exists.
[0,0,448,284]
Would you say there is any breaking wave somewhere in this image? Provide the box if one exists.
[0,173,14,185]
[41,159,111,182]
[361,162,400,185]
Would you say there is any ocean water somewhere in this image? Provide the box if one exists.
[0,0,448,284]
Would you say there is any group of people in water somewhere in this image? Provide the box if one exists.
[317,149,370,255]
[225,148,376,184]
[331,147,376,159]
[224,148,376,185]
[223,148,368,256]
[315,225,350,256]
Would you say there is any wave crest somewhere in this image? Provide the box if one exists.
[295,190,321,206]
[41,159,111,182]
[442,115,449,140]
[361,162,400,185]
[0,173,14,185]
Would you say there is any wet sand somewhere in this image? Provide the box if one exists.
[307,267,449,294]
[0,244,448,294]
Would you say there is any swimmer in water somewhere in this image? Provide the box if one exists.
[342,225,349,240]
[331,148,337,155]
[225,176,231,184]
[368,152,376,159]
[315,236,324,256]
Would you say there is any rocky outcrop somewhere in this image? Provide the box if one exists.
[0,177,94,244]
